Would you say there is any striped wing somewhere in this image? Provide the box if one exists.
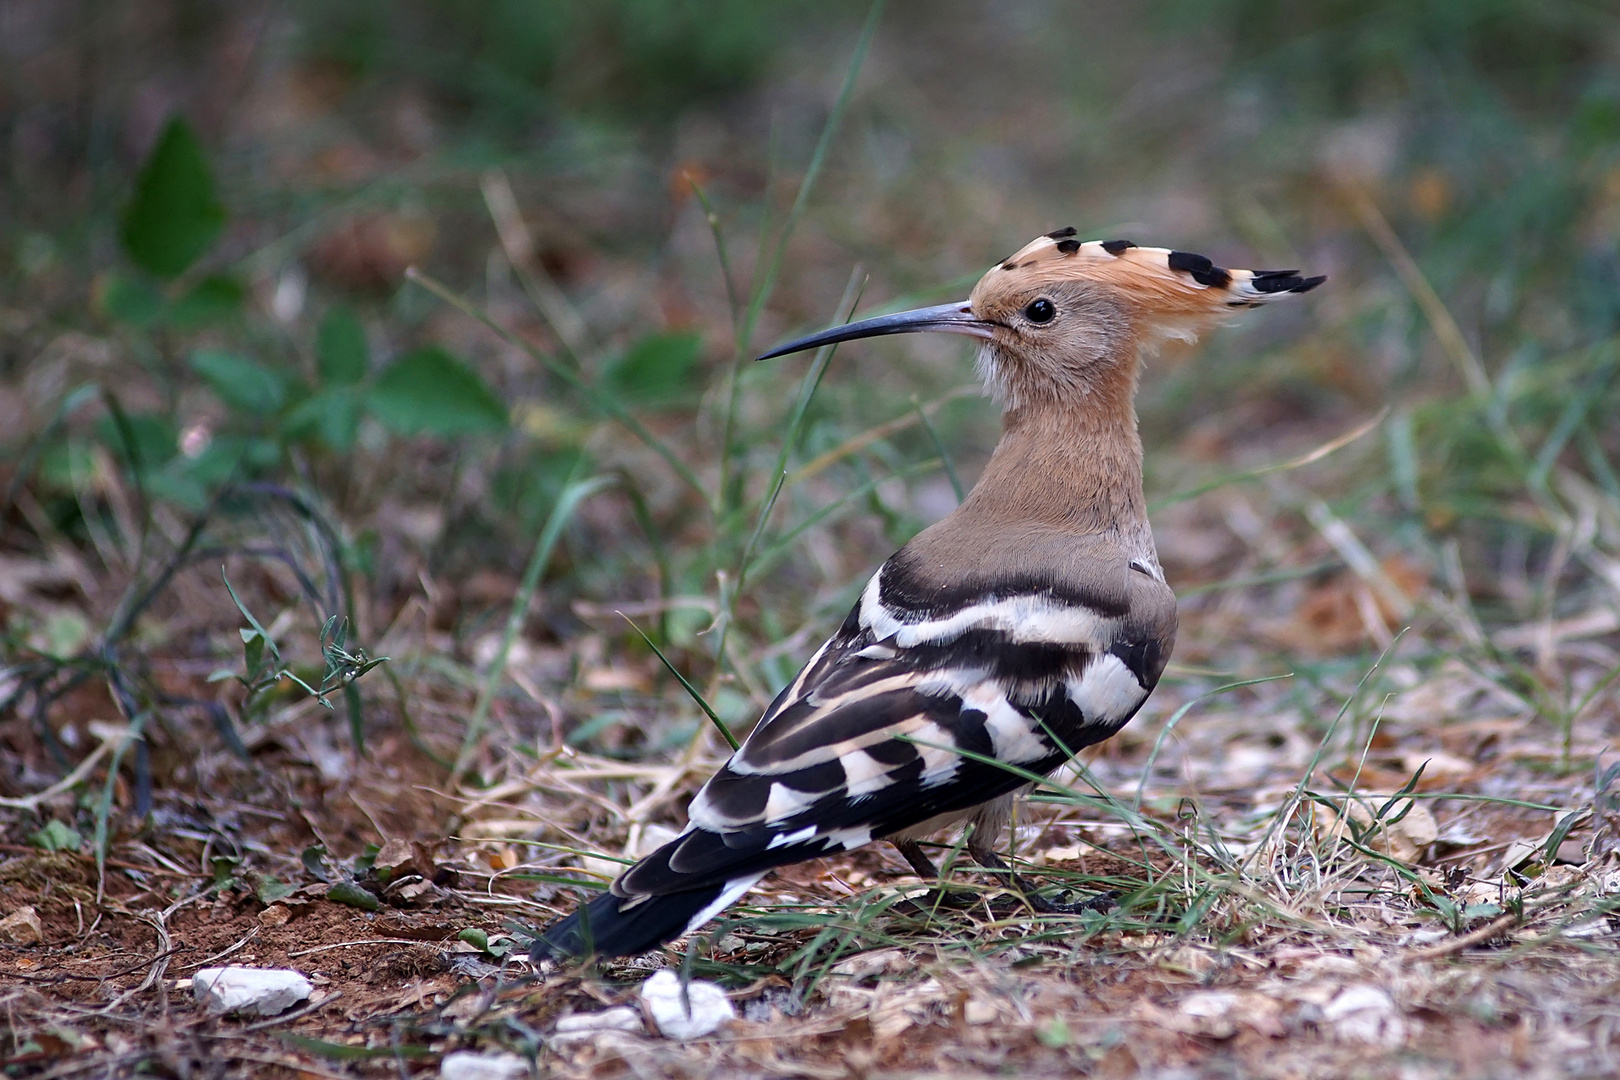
[532,554,1174,958]
[625,561,1163,886]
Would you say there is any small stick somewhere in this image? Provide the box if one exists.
[1404,913,1519,962]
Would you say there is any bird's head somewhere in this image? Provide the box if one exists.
[759,227,1323,411]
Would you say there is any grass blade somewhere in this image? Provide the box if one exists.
[622,613,739,751]
[451,472,614,785]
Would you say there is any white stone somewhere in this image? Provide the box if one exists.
[549,1007,645,1050]
[639,969,736,1040]
[1323,984,1405,1046]
[1171,989,1286,1039]
[1176,990,1240,1039]
[963,998,999,1025]
[192,966,312,1017]
[1179,990,1239,1019]
[0,905,43,944]
[439,1050,530,1080]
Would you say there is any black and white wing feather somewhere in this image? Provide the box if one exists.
[532,545,1175,959]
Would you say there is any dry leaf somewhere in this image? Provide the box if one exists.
[1314,796,1438,863]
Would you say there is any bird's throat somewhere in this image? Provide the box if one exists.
[967,374,1146,537]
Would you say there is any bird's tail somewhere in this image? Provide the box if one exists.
[530,868,768,961]
[529,817,845,960]
[529,886,717,961]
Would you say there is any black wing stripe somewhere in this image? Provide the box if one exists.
[1109,637,1163,689]
[874,570,1132,623]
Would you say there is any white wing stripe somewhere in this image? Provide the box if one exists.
[859,569,1119,647]
[1065,653,1147,726]
[680,873,767,937]
[839,748,893,797]
[961,683,1050,764]
[764,783,817,823]
[766,825,817,849]
[912,720,962,788]
[827,827,872,850]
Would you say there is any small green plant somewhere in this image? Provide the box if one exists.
[74,115,513,518]
[28,819,83,853]
[212,570,388,724]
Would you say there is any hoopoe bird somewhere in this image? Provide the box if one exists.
[533,229,1323,960]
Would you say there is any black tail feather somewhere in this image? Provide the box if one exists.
[530,884,727,961]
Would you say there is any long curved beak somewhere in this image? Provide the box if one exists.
[756,301,993,361]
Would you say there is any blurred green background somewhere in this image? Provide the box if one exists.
[3,0,1619,757]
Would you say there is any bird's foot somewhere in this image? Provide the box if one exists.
[890,839,990,916]
[1009,883,1121,916]
[967,845,1118,916]
[896,885,984,917]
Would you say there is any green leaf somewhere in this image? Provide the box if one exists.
[368,346,507,436]
[165,447,247,501]
[301,843,331,883]
[143,466,210,509]
[96,412,176,474]
[189,349,288,414]
[120,117,225,279]
[211,855,240,891]
[39,611,91,658]
[326,880,381,911]
[457,927,489,952]
[317,307,369,386]
[351,843,381,877]
[30,820,82,852]
[604,331,702,402]
[241,629,266,677]
[100,274,165,327]
[285,387,362,452]
[343,682,365,752]
[167,275,244,328]
[257,876,296,905]
[179,435,282,487]
[37,440,94,493]
[1037,1016,1072,1049]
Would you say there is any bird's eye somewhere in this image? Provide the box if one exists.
[1024,298,1056,324]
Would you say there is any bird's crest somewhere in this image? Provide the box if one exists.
[973,226,1324,349]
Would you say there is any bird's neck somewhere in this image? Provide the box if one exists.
[961,373,1146,538]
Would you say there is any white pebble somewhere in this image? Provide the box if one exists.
[549,1006,645,1050]
[0,905,43,944]
[439,1050,530,1080]
[963,998,998,1025]
[1323,984,1405,1046]
[639,969,736,1040]
[192,966,312,1017]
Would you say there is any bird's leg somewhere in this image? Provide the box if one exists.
[893,838,942,880]
[967,839,1119,916]
[890,840,980,911]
